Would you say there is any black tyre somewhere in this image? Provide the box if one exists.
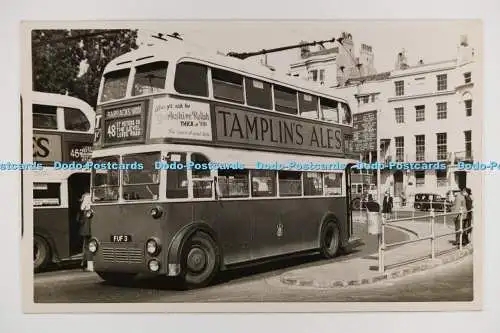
[34,234,51,272]
[319,221,341,259]
[180,231,220,289]
[96,271,137,285]
[351,198,361,210]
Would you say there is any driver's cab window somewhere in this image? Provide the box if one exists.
[190,153,213,199]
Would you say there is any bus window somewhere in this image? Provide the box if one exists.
[33,104,57,129]
[33,182,60,206]
[174,62,208,97]
[245,78,272,110]
[64,107,90,132]
[274,85,298,115]
[166,152,188,199]
[324,173,343,196]
[251,170,276,197]
[191,153,212,199]
[101,69,130,102]
[320,98,339,123]
[122,152,160,201]
[218,169,249,198]
[132,61,168,96]
[299,93,318,119]
[91,156,119,202]
[212,68,244,103]
[304,172,323,196]
[341,102,352,125]
[278,171,302,197]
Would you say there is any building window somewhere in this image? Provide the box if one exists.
[395,80,404,96]
[464,72,472,83]
[465,130,472,159]
[437,133,447,160]
[415,135,425,161]
[395,107,404,123]
[415,171,425,187]
[415,105,425,121]
[395,136,404,162]
[309,70,318,81]
[371,94,376,102]
[319,69,325,83]
[361,95,369,104]
[465,99,472,117]
[436,170,447,187]
[437,102,447,120]
[437,74,447,91]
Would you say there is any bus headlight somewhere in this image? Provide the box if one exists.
[148,259,160,272]
[146,238,161,255]
[150,206,163,219]
[88,239,98,253]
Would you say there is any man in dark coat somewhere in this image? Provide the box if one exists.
[78,193,92,269]
[365,194,380,212]
[382,191,393,218]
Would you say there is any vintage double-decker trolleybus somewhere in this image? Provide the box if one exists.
[87,42,357,288]
[30,91,95,271]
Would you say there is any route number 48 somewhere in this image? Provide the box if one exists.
[107,124,116,137]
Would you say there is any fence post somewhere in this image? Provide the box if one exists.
[459,207,464,250]
[430,208,435,259]
[443,203,447,228]
[378,213,385,273]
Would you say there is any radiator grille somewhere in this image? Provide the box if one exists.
[101,244,144,264]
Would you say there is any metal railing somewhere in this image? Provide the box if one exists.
[377,206,473,273]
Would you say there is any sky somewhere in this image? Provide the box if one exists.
[135,20,482,74]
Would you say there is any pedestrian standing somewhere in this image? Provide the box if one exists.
[382,191,393,219]
[78,192,92,270]
[452,187,467,245]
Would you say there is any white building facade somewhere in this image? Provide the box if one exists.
[335,36,481,206]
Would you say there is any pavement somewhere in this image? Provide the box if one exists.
[280,216,473,288]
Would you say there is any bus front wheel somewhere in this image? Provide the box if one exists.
[319,221,340,259]
[34,234,51,272]
[180,231,220,289]
[96,271,137,285]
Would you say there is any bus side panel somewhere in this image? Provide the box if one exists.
[34,208,70,260]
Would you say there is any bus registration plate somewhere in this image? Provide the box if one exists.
[110,235,132,242]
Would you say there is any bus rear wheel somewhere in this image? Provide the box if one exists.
[96,271,137,285]
[34,234,51,272]
[180,232,220,289]
[319,221,340,259]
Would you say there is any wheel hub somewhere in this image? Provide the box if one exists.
[187,247,207,272]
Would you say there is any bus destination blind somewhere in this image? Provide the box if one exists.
[104,104,144,143]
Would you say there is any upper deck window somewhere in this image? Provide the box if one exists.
[245,78,272,110]
[33,104,57,129]
[274,85,298,115]
[64,107,90,131]
[122,152,160,201]
[340,103,352,125]
[174,62,208,97]
[132,61,168,96]
[101,69,130,102]
[212,68,244,103]
[320,98,339,123]
[299,93,318,120]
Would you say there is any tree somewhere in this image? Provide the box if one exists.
[32,29,138,107]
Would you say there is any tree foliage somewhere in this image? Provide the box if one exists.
[32,29,138,107]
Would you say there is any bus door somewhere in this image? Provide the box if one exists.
[345,164,356,238]
[67,173,90,256]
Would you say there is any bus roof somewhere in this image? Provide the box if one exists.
[104,42,349,103]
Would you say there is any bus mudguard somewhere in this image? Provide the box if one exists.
[317,212,348,248]
[166,222,221,275]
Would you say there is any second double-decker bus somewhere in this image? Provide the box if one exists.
[87,42,358,288]
[29,91,95,271]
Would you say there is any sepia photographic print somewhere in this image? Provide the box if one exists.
[20,20,483,313]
